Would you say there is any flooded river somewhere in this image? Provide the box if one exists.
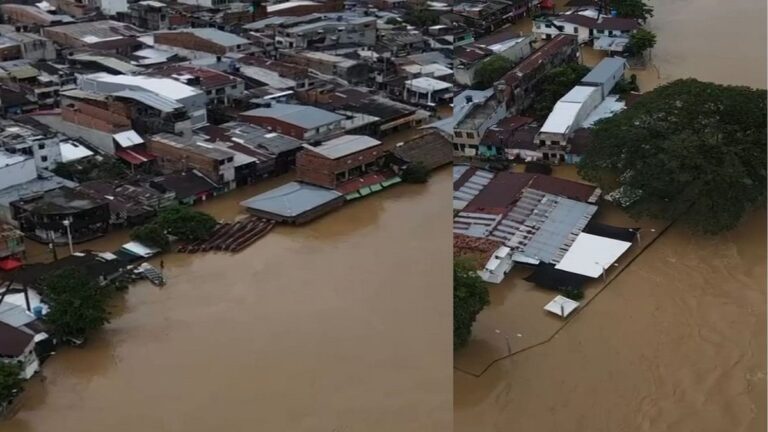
[6,169,453,432]
[455,0,767,431]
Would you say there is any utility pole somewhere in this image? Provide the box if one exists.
[48,230,58,261]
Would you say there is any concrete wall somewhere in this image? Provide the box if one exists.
[32,114,116,154]
[0,157,37,190]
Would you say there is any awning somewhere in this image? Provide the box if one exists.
[0,257,23,271]
[116,148,155,165]
[113,130,144,147]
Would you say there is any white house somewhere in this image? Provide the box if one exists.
[533,8,640,52]
[536,85,602,161]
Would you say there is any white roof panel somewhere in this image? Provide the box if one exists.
[59,141,94,163]
[544,295,580,317]
[555,233,631,278]
[539,101,583,135]
[560,85,600,104]
[113,130,144,147]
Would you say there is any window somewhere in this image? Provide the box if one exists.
[41,155,48,162]
[230,85,236,89]
[535,24,541,29]
[539,139,546,146]
[466,132,475,139]
[38,143,45,150]
[573,27,578,33]
[454,131,463,138]
[551,140,560,146]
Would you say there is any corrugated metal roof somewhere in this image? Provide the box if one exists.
[240,181,342,217]
[241,103,344,129]
[164,28,250,47]
[112,89,183,112]
[580,57,627,85]
[303,135,381,159]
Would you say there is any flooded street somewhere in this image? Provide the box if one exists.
[6,169,453,432]
[455,0,766,431]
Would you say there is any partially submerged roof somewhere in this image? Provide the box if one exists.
[241,103,344,129]
[240,182,342,217]
[392,130,452,170]
[303,135,381,159]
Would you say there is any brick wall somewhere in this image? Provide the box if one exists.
[146,137,221,182]
[62,100,132,133]
[237,114,306,140]
[296,141,394,188]
[154,32,227,55]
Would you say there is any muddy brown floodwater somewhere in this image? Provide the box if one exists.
[5,168,453,432]
[456,0,767,431]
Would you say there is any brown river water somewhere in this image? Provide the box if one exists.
[456,0,767,431]
[4,166,453,431]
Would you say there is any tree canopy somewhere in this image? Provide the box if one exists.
[51,157,129,183]
[529,63,591,120]
[130,223,170,251]
[578,79,767,234]
[43,268,112,340]
[626,28,657,57]
[472,55,513,90]
[596,0,653,22]
[0,362,23,407]
[454,258,489,349]
[155,206,217,242]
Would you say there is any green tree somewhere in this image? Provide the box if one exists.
[402,7,440,28]
[155,206,217,242]
[454,258,489,349]
[130,223,170,251]
[0,362,23,407]
[472,55,513,90]
[401,162,430,183]
[43,268,112,340]
[611,0,654,23]
[578,79,767,234]
[52,158,129,183]
[530,63,591,119]
[626,28,657,57]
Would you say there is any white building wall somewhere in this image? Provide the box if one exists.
[0,157,37,190]
[98,0,128,15]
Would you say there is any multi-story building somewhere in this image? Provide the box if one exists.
[42,20,145,56]
[0,119,63,171]
[153,28,253,56]
[0,26,56,62]
[499,34,579,114]
[79,72,208,128]
[0,4,75,27]
[238,102,344,141]
[264,13,377,50]
[146,64,245,106]
[296,135,394,189]
[11,187,111,244]
[281,51,369,84]
[147,133,237,191]
[124,0,170,31]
